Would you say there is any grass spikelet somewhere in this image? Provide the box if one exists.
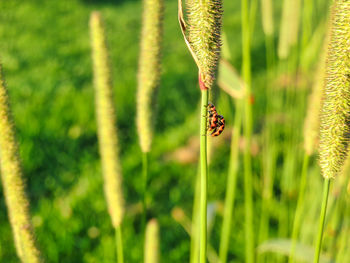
[261,0,274,36]
[278,0,291,59]
[278,0,301,59]
[90,11,125,228]
[288,0,301,46]
[137,0,164,153]
[144,219,160,263]
[303,44,327,155]
[319,0,350,179]
[186,0,223,89]
[0,63,43,263]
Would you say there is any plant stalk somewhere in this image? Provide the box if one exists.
[190,162,201,263]
[219,101,242,263]
[200,89,209,263]
[241,0,254,261]
[116,226,124,263]
[289,153,310,263]
[313,178,331,263]
[142,152,149,233]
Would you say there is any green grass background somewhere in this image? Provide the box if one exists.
[0,0,345,262]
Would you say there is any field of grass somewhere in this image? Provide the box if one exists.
[0,0,349,262]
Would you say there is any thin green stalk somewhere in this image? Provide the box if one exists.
[200,89,209,263]
[258,3,276,258]
[249,0,259,37]
[289,153,310,263]
[265,35,275,76]
[116,226,124,263]
[142,152,148,233]
[219,101,242,263]
[241,0,254,261]
[258,143,277,263]
[313,178,331,263]
[190,162,201,263]
[301,0,312,51]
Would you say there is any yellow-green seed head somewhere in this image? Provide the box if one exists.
[261,0,274,36]
[144,219,160,263]
[319,0,350,179]
[278,0,301,59]
[137,0,164,153]
[90,12,125,227]
[0,64,43,263]
[186,0,223,89]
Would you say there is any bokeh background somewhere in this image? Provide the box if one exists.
[0,0,342,262]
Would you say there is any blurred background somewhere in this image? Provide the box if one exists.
[0,0,345,262]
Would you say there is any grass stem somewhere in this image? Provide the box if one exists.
[219,101,242,263]
[190,163,201,263]
[289,153,310,263]
[142,152,149,233]
[313,178,331,263]
[200,89,209,263]
[116,226,124,263]
[241,0,254,261]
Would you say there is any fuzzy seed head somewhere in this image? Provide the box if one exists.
[278,0,301,59]
[137,0,164,153]
[144,219,160,263]
[261,0,274,36]
[186,0,223,89]
[90,12,125,227]
[319,0,350,179]
[0,64,43,263]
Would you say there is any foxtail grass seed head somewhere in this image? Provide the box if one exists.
[288,0,301,46]
[137,0,164,153]
[278,0,291,59]
[0,64,43,263]
[144,219,160,263]
[186,0,223,89]
[90,12,125,227]
[261,0,274,36]
[303,43,328,155]
[278,0,301,59]
[319,0,350,179]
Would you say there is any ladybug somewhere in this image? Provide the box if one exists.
[210,115,225,137]
[206,103,225,137]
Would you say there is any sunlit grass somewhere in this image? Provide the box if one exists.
[0,0,349,262]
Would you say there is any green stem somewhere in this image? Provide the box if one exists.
[258,143,276,263]
[313,178,331,263]
[116,226,124,263]
[249,0,258,37]
[289,153,310,263]
[219,101,242,263]
[190,162,201,263]
[200,89,209,263]
[265,34,275,76]
[301,0,312,51]
[142,152,148,234]
[258,22,276,263]
[241,0,254,261]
